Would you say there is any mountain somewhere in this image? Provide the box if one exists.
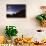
[7,9,26,18]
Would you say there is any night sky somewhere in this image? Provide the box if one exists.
[7,4,25,14]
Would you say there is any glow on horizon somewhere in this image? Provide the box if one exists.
[7,11,16,15]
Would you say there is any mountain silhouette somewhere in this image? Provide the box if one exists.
[7,9,26,18]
